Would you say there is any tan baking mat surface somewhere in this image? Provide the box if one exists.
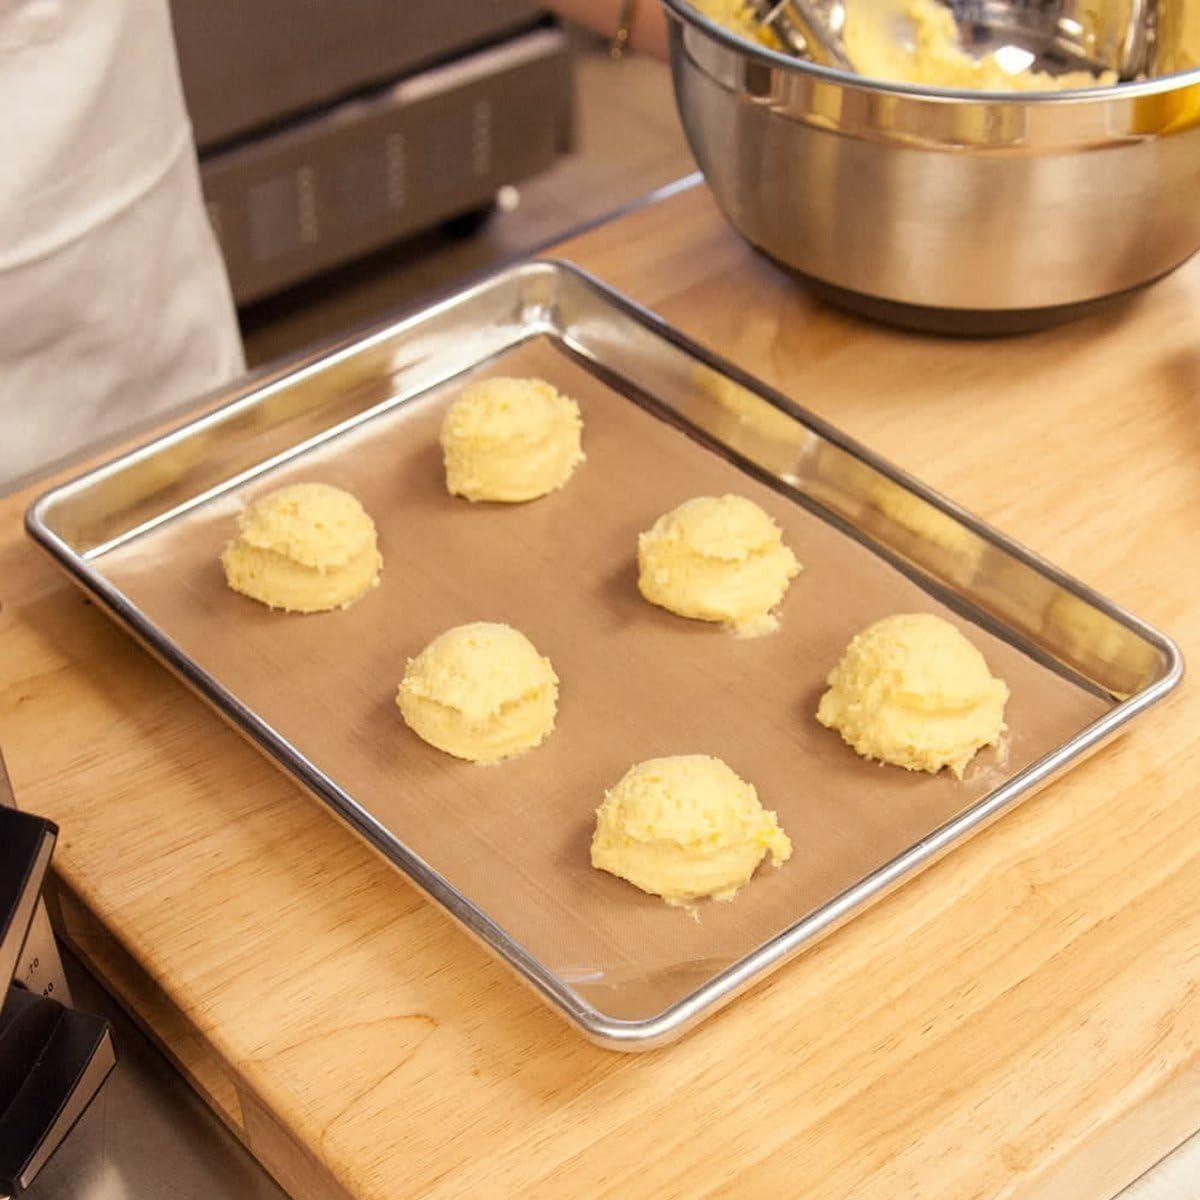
[101,338,1108,1021]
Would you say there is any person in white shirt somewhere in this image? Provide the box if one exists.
[0,0,243,488]
[0,0,668,490]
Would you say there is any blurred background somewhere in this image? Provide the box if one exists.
[169,1,694,366]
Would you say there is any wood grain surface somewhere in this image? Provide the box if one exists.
[4,183,1200,1199]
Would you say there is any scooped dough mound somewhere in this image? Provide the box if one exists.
[591,755,792,905]
[221,482,382,613]
[817,613,1009,777]
[637,494,800,633]
[440,376,584,502]
[396,622,559,762]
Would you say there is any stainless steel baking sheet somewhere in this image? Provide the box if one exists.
[27,261,1182,1049]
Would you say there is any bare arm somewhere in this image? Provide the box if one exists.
[543,0,670,58]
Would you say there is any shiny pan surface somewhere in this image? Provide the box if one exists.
[27,262,1181,1048]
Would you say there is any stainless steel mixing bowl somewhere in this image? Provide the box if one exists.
[662,0,1200,330]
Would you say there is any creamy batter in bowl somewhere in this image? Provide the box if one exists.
[692,0,1118,91]
[663,0,1200,328]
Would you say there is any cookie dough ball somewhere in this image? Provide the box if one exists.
[817,613,1009,778]
[221,482,382,613]
[440,377,584,503]
[637,494,801,635]
[396,622,558,762]
[591,755,792,905]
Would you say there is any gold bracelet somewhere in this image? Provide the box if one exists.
[611,0,637,58]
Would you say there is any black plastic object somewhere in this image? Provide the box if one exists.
[0,809,56,1009]
[0,799,115,1194]
[0,987,114,1195]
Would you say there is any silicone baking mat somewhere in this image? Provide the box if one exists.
[96,340,1105,1018]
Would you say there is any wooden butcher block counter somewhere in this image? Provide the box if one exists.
[4,182,1200,1200]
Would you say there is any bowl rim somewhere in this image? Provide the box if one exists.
[661,0,1200,103]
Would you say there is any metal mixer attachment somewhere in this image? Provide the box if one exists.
[949,0,1156,79]
[749,0,1157,80]
[748,0,855,69]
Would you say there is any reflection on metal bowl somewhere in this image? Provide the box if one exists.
[662,0,1200,331]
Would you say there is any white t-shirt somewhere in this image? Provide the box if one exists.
[0,0,243,488]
